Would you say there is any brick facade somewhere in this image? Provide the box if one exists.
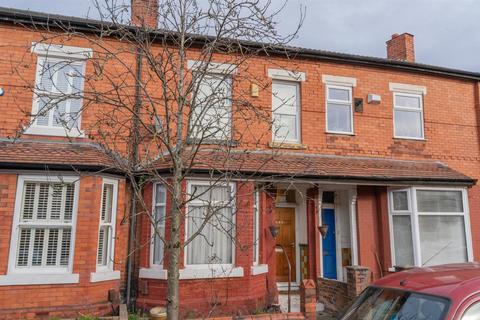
[0,5,479,319]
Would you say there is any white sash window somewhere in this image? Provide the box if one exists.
[185,181,236,267]
[8,176,79,274]
[272,81,301,143]
[389,187,473,268]
[27,43,92,137]
[96,179,118,271]
[152,183,166,266]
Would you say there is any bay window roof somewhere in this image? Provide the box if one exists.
[152,150,475,186]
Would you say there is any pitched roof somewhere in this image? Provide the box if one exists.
[0,139,121,172]
[152,150,475,186]
[0,6,479,81]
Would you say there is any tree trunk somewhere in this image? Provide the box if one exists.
[166,172,182,319]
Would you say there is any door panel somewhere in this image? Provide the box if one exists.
[322,208,337,279]
[275,207,296,282]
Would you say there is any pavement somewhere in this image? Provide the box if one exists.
[317,312,336,319]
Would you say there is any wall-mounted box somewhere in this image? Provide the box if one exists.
[368,94,381,104]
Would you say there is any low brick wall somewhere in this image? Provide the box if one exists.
[317,278,349,313]
[193,313,305,320]
[317,266,371,314]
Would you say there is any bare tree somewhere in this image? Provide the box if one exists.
[9,0,304,318]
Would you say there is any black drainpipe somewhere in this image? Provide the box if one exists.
[126,38,143,309]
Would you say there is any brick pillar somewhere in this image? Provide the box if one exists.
[346,266,371,299]
[264,189,278,305]
[300,279,317,320]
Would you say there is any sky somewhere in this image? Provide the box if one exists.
[0,0,478,72]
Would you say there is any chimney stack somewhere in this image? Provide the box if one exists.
[131,0,158,29]
[386,33,415,62]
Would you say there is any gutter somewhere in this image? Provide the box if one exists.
[0,162,124,175]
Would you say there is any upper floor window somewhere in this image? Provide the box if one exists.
[393,93,424,139]
[326,85,353,134]
[27,43,92,137]
[96,179,118,271]
[189,73,232,141]
[185,181,235,267]
[389,187,472,268]
[9,175,78,274]
[322,75,356,135]
[152,183,166,266]
[389,82,427,140]
[188,60,236,142]
[272,81,301,143]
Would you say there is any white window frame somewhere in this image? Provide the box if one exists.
[253,189,260,266]
[26,43,91,138]
[184,180,236,270]
[95,178,119,272]
[0,175,80,285]
[271,80,301,143]
[393,92,425,140]
[325,84,354,135]
[150,183,166,267]
[189,73,233,141]
[388,186,473,268]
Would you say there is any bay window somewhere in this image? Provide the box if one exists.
[185,181,235,267]
[389,187,472,268]
[7,176,78,278]
[96,179,118,271]
[253,189,260,265]
[152,183,166,266]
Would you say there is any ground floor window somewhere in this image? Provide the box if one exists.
[185,181,235,266]
[389,187,472,267]
[253,188,260,265]
[9,175,78,273]
[96,178,118,271]
[152,183,166,266]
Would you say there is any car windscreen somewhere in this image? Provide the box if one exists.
[339,286,450,320]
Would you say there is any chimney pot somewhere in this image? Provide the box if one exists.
[386,32,415,62]
[131,0,158,29]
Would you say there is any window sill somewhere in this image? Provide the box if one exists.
[139,266,245,280]
[268,142,307,150]
[139,267,168,280]
[186,137,238,147]
[393,136,427,141]
[251,264,269,276]
[90,270,121,282]
[180,266,244,279]
[0,273,79,286]
[326,131,355,136]
[24,125,85,138]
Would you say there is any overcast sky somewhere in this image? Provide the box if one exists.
[1,0,478,72]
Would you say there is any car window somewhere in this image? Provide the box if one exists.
[461,302,480,320]
[341,287,449,320]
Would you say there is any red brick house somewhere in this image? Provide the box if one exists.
[1,3,480,319]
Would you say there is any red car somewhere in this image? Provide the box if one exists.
[339,263,480,320]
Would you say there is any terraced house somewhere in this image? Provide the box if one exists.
[0,1,480,319]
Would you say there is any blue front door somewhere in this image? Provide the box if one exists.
[322,208,337,279]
